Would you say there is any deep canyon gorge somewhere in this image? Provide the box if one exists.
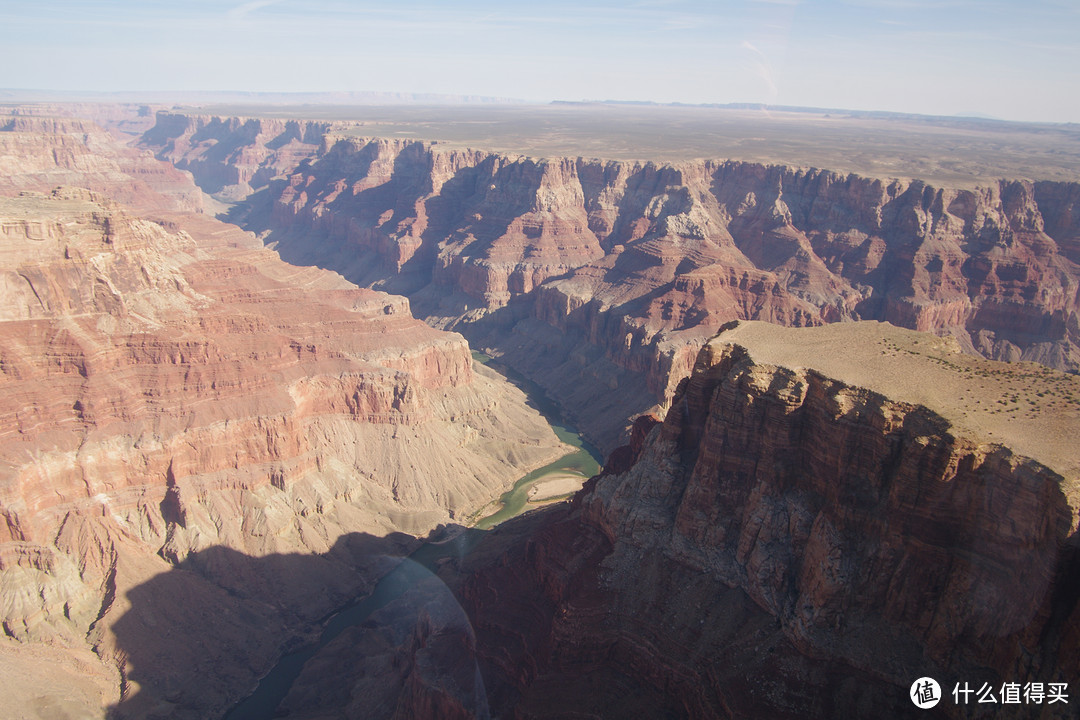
[1,103,1078,719]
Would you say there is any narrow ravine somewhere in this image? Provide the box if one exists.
[221,352,602,719]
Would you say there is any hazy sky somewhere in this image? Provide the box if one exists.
[2,0,1078,122]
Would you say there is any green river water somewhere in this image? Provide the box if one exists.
[471,351,602,529]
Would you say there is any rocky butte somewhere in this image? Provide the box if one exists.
[0,102,1078,718]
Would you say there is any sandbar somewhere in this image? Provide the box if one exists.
[527,473,587,502]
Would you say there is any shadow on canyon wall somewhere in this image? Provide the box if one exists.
[100,495,1080,720]
[104,524,492,720]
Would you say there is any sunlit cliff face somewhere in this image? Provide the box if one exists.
[0,115,568,719]
[137,112,1080,455]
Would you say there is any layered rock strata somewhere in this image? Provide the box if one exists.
[2,103,164,139]
[338,321,1078,719]
[576,323,1080,708]
[0,117,567,719]
[139,113,1080,451]
[138,114,334,202]
[0,115,205,213]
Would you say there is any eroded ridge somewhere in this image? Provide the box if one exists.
[141,112,1080,451]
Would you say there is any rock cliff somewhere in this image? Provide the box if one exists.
[138,113,334,202]
[139,114,1080,450]
[2,102,164,138]
[444,322,1078,718]
[1,115,205,213]
[6,105,1074,718]
[0,115,567,718]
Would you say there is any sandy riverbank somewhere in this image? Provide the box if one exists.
[527,473,587,502]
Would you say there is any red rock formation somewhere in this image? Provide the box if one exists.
[3,103,164,138]
[595,412,660,477]
[0,115,567,718]
[438,322,1079,719]
[138,114,1080,451]
[138,113,333,201]
[0,115,205,213]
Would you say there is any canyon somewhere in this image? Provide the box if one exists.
[137,111,1080,450]
[1,101,1078,718]
[444,322,1080,719]
[214,321,1080,719]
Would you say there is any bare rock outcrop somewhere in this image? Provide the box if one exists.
[130,109,1080,716]
[138,113,333,202]
[138,114,1080,451]
[438,322,1079,719]
[0,117,567,719]
[1,114,205,213]
[2,103,164,138]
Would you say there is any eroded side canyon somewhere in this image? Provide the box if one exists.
[3,105,1079,719]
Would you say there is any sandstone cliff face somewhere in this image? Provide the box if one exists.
[139,115,1080,451]
[138,113,333,202]
[3,103,164,138]
[437,322,1079,719]
[0,117,567,719]
[125,110,1080,716]
[1,115,205,213]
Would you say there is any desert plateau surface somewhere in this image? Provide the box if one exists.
[0,100,1078,719]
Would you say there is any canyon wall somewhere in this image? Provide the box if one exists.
[302,321,1077,719]
[140,112,1080,451]
[564,324,1079,717]
[138,113,335,202]
[0,114,567,719]
[2,102,164,138]
[1,115,205,213]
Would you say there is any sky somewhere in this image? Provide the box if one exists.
[2,0,1078,123]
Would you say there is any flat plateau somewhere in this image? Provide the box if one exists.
[716,320,1080,484]
[189,103,1080,186]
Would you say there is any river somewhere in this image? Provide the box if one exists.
[470,351,601,529]
[221,352,602,719]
